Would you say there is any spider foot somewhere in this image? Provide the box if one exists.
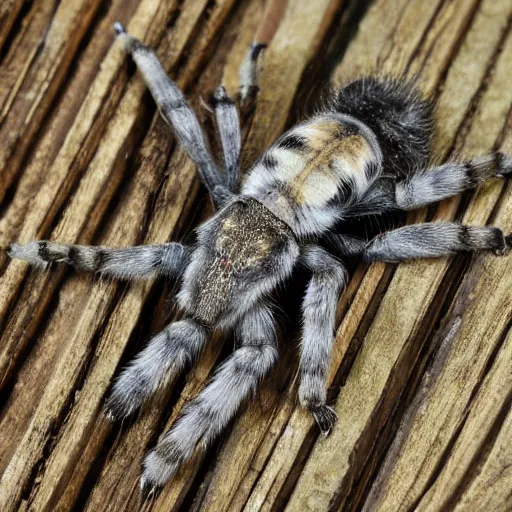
[311,404,338,436]
[140,450,179,500]
[139,474,161,503]
[103,395,135,423]
[494,233,512,255]
[212,85,230,104]
[113,21,126,35]
[239,43,266,102]
[103,407,117,423]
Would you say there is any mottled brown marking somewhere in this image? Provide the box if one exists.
[289,123,370,204]
[305,120,344,150]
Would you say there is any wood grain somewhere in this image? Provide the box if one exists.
[1,0,511,511]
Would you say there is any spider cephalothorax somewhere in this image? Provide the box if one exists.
[179,197,299,328]
[7,21,512,498]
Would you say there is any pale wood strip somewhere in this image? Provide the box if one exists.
[0,0,105,203]
[454,390,512,511]
[417,329,512,511]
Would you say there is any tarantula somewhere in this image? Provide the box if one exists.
[7,22,512,497]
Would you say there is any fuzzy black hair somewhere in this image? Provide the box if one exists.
[331,76,435,177]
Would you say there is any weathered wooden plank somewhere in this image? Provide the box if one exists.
[417,314,512,511]
[1,0,512,510]
[0,0,143,474]
[363,156,512,512]
[0,0,57,116]
[0,0,106,203]
[0,0,25,54]
[360,22,512,512]
[0,0,141,247]
[0,0,168,389]
[453,363,512,511]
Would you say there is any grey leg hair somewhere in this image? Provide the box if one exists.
[345,180,396,218]
[6,241,189,279]
[324,233,367,258]
[212,86,241,191]
[396,152,512,210]
[105,319,209,420]
[299,245,347,436]
[113,23,229,207]
[140,302,277,496]
[363,222,512,262]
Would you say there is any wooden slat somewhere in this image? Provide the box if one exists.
[0,0,143,473]
[0,1,57,115]
[0,0,25,54]
[363,25,512,511]
[1,0,512,510]
[0,0,142,249]
[0,0,106,203]
[0,0,167,389]
[418,296,512,512]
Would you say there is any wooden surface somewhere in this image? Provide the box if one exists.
[1,0,511,510]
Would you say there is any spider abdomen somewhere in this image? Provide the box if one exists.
[243,76,435,238]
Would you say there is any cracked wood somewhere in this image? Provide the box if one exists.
[1,1,511,511]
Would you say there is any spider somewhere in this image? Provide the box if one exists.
[6,21,512,499]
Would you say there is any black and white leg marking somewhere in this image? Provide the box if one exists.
[239,43,267,101]
[212,86,241,191]
[114,23,230,207]
[140,302,277,496]
[238,0,287,101]
[299,245,347,436]
[6,241,189,279]
[362,222,511,262]
[396,152,512,210]
[105,319,209,420]
[324,233,368,259]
